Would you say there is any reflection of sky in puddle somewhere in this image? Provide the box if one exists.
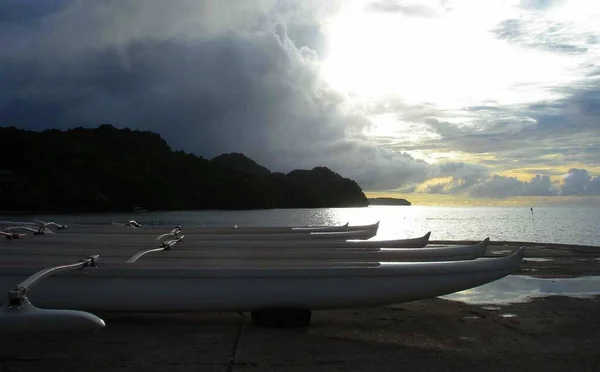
[441,275,600,305]
[523,257,553,262]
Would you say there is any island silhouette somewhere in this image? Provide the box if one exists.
[0,125,375,212]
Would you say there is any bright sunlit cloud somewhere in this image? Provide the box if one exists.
[316,0,600,203]
[321,0,592,108]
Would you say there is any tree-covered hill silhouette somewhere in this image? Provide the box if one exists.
[0,125,368,212]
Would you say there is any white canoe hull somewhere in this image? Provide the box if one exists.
[3,232,430,249]
[0,248,523,312]
[43,229,377,241]
[60,222,380,234]
[1,239,487,262]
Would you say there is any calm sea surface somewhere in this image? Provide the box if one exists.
[5,206,599,246]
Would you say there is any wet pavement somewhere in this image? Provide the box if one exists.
[442,275,600,305]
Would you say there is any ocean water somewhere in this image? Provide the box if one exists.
[5,205,600,246]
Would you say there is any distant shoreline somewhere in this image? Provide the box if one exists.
[368,197,411,206]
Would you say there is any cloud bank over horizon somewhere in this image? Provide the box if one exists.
[424,169,600,198]
[1,0,599,202]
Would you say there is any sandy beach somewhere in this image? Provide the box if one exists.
[2,242,599,372]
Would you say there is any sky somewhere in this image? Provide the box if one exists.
[1,0,599,205]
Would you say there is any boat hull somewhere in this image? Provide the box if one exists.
[1,239,487,262]
[0,249,523,313]
[31,229,378,241]
[2,232,430,249]
[60,222,379,234]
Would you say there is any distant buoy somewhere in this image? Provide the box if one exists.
[530,207,534,221]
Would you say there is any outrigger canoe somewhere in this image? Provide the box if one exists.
[4,232,431,249]
[0,247,524,332]
[6,228,378,241]
[0,239,489,263]
[58,221,380,234]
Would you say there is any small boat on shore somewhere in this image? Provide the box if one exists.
[0,246,523,332]
[53,221,379,234]
[3,222,379,241]
[0,238,488,262]
[0,221,522,331]
[3,232,431,249]
[129,228,378,240]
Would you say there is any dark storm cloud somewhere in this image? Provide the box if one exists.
[0,0,66,23]
[0,0,433,192]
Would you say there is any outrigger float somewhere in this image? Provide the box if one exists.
[0,221,525,331]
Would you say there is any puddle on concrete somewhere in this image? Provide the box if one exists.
[463,315,480,320]
[523,257,553,262]
[481,306,501,311]
[441,275,600,305]
[499,313,518,318]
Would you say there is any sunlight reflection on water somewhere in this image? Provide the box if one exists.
[3,205,600,245]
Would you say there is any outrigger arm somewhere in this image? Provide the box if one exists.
[0,255,105,333]
[127,235,184,263]
[155,226,182,241]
